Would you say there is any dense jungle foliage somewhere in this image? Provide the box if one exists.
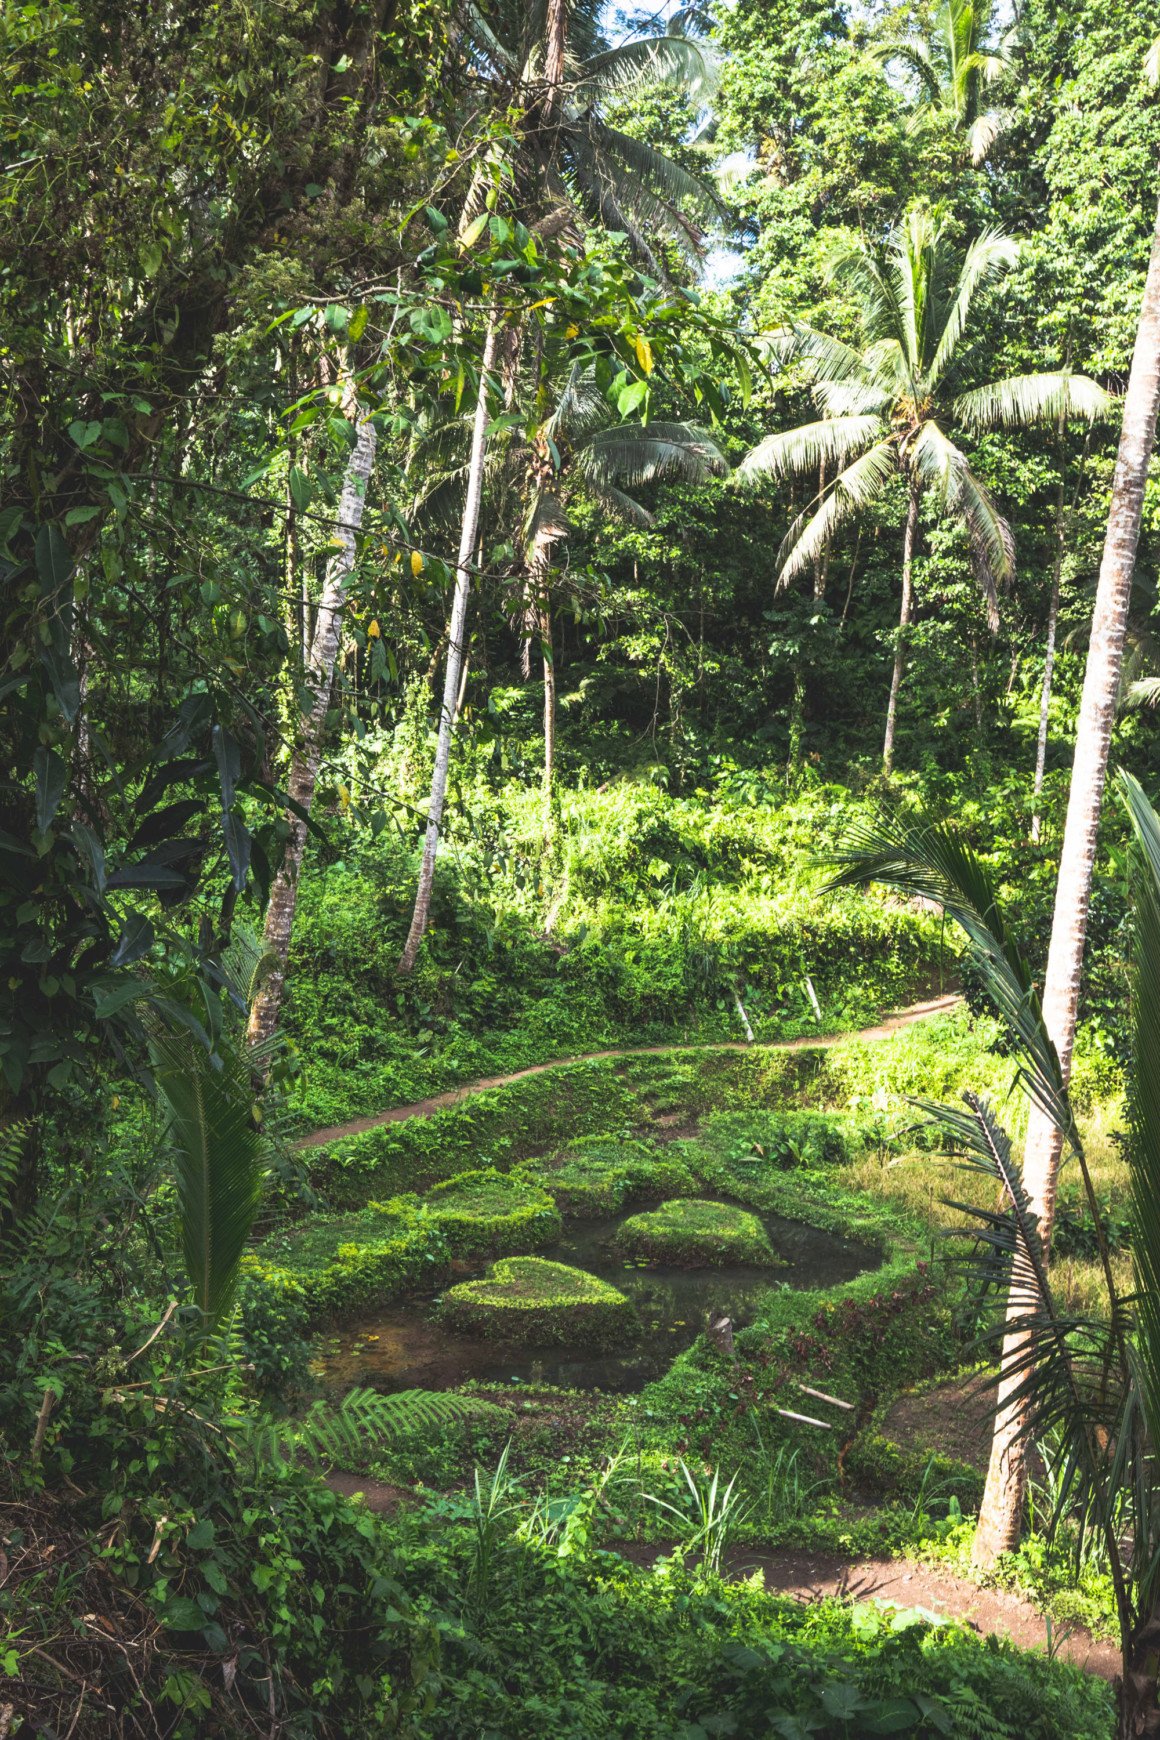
[4,0,1160,1734]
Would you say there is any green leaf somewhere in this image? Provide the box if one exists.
[33,745,67,831]
[35,524,73,593]
[288,466,313,513]
[348,305,368,342]
[161,1597,206,1632]
[138,239,163,278]
[111,913,155,968]
[617,380,649,417]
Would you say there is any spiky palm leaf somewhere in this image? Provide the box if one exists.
[150,1026,264,1328]
[581,34,716,102]
[777,440,896,586]
[955,373,1116,432]
[911,419,1012,619]
[738,414,886,483]
[580,421,725,491]
[823,808,1074,1141]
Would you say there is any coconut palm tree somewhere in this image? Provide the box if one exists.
[826,772,1160,1738]
[871,0,1016,165]
[739,203,1112,774]
[461,0,720,274]
[967,189,1160,1565]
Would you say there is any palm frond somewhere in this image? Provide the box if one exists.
[792,326,875,389]
[571,118,723,239]
[545,364,607,443]
[581,421,726,490]
[869,38,943,102]
[581,35,717,103]
[247,1387,510,1472]
[584,478,656,527]
[823,806,1075,1143]
[778,439,896,586]
[911,419,1013,614]
[955,372,1116,431]
[928,227,1020,387]
[918,1091,1130,1595]
[738,415,885,484]
[1123,677,1160,713]
[967,107,1010,164]
[150,1027,264,1328]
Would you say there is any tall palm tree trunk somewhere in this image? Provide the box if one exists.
[972,196,1160,1569]
[247,407,377,1049]
[397,317,499,975]
[882,482,921,775]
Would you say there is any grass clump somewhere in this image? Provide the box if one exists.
[617,1198,778,1267]
[439,1256,636,1347]
[426,1167,562,1255]
[527,1135,698,1215]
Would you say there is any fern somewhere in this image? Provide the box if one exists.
[246,1387,509,1472]
[0,1119,28,1230]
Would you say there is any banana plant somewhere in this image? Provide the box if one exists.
[826,774,1160,1737]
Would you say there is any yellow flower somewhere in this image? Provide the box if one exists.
[410,549,424,577]
[368,618,381,638]
[565,323,579,339]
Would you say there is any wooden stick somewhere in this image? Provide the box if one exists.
[773,1407,831,1429]
[797,1383,854,1411]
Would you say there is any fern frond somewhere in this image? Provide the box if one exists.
[249,1388,510,1472]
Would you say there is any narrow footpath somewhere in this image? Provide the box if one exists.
[297,991,962,1150]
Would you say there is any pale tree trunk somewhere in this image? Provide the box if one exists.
[882,482,921,775]
[247,406,377,1048]
[1030,504,1062,845]
[973,196,1160,1570]
[397,317,499,974]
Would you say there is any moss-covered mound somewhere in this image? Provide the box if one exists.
[527,1135,698,1215]
[258,1202,416,1274]
[439,1257,636,1347]
[616,1199,779,1267]
[426,1167,562,1255]
[252,1200,450,1320]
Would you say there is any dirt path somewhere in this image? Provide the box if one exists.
[320,1474,1116,1679]
[297,992,962,1150]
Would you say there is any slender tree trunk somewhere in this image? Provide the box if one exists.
[542,603,556,807]
[882,482,920,775]
[1030,514,1063,845]
[397,317,499,974]
[972,196,1160,1570]
[247,406,377,1048]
